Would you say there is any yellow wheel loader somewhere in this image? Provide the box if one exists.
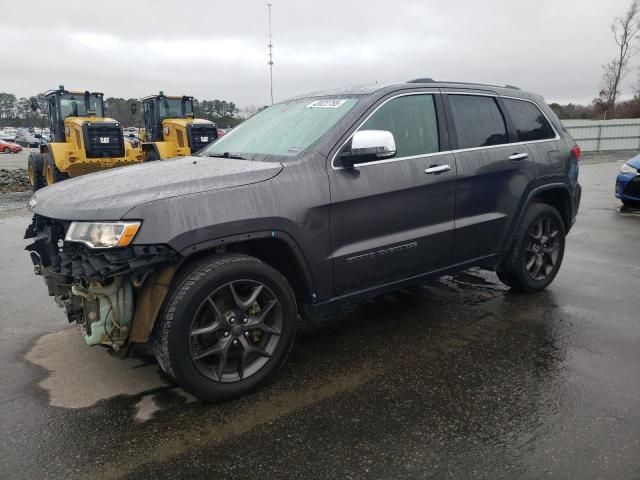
[139,92,218,161]
[28,86,144,191]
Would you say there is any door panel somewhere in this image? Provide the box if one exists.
[452,144,535,262]
[444,93,538,263]
[329,152,456,295]
[329,93,457,296]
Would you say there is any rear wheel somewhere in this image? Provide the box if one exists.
[153,254,297,402]
[27,153,45,191]
[43,154,69,186]
[497,203,566,292]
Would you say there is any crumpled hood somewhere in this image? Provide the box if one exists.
[626,154,640,170]
[30,156,283,220]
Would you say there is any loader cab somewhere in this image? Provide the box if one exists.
[46,86,105,143]
[142,93,194,142]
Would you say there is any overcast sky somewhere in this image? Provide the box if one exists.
[1,0,637,107]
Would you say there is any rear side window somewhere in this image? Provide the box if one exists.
[503,98,556,142]
[360,94,439,157]
[448,95,507,149]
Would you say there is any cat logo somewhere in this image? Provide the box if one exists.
[200,136,209,142]
[99,137,110,144]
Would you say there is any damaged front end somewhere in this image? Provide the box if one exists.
[25,215,180,350]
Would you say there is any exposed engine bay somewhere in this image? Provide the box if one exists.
[25,215,179,350]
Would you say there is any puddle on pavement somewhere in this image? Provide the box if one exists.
[25,327,170,409]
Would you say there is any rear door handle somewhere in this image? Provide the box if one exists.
[509,153,529,161]
[424,164,451,174]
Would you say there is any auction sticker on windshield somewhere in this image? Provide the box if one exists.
[307,99,348,108]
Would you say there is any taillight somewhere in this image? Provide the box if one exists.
[571,145,581,161]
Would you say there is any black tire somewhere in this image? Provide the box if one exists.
[153,254,297,402]
[27,153,45,192]
[2,147,9,154]
[144,149,160,162]
[497,203,566,293]
[43,153,69,186]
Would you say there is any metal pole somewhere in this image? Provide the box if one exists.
[267,3,274,105]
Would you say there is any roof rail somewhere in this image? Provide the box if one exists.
[406,78,520,90]
[406,78,434,83]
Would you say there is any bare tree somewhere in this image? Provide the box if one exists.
[598,0,640,118]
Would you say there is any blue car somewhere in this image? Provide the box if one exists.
[615,154,640,207]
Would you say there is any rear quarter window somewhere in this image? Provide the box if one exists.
[503,98,556,142]
[448,95,508,149]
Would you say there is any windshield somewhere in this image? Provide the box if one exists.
[159,98,193,118]
[59,93,104,118]
[199,98,358,159]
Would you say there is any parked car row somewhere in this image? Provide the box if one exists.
[0,139,22,153]
[0,127,50,147]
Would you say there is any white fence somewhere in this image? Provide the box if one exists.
[562,119,640,152]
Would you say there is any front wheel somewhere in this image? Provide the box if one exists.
[153,254,297,402]
[497,203,566,292]
[27,153,45,191]
[44,154,69,186]
[2,147,9,154]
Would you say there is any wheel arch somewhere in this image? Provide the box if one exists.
[529,187,572,231]
[498,182,573,263]
[174,231,317,312]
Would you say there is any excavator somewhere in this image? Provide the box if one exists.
[137,92,218,161]
[28,86,143,191]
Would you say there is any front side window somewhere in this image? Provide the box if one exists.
[360,94,439,158]
[159,98,192,118]
[448,95,507,149]
[503,98,556,142]
[199,98,358,159]
[59,94,104,118]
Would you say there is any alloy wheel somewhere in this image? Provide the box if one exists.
[524,216,561,281]
[189,280,283,383]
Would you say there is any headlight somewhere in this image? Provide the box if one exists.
[65,221,141,248]
[620,163,639,175]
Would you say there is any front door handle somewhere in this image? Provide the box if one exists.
[424,164,451,174]
[509,152,529,161]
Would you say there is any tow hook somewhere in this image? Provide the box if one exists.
[29,251,43,275]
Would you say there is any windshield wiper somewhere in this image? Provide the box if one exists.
[203,152,247,160]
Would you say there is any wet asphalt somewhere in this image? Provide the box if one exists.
[0,158,639,479]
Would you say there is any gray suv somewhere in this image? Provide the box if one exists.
[25,79,581,401]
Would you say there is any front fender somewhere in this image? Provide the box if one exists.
[169,223,317,303]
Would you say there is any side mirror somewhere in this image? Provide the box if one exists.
[339,130,396,168]
[130,103,137,114]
